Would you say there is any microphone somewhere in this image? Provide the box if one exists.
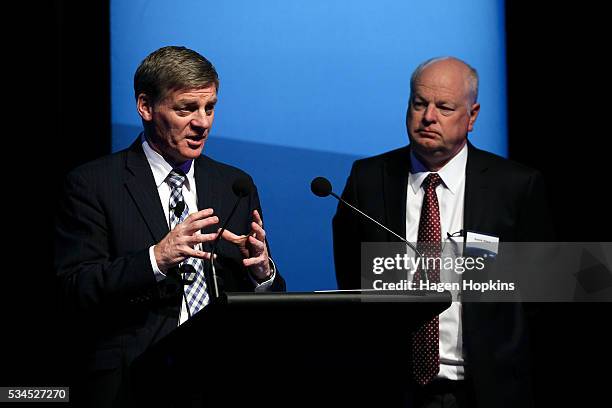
[178,263,197,318]
[207,176,254,303]
[173,200,185,218]
[310,176,428,280]
[311,176,332,197]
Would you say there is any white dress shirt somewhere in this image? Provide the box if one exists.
[141,137,274,325]
[406,143,467,380]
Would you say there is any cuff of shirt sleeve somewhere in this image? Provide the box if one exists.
[149,245,166,282]
[250,258,276,292]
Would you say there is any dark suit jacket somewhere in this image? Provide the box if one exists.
[55,139,285,405]
[332,143,554,408]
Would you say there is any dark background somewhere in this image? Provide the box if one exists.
[3,0,609,405]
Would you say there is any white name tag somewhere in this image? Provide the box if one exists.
[466,231,499,258]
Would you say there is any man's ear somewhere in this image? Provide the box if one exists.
[467,102,480,132]
[136,93,154,122]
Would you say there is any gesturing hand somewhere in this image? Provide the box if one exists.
[221,210,271,281]
[154,208,219,273]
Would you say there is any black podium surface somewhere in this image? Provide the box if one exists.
[131,290,451,406]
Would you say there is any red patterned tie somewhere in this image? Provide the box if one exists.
[412,173,443,385]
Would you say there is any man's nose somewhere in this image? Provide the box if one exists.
[423,104,437,123]
[191,109,212,129]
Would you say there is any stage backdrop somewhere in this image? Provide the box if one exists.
[111,0,507,291]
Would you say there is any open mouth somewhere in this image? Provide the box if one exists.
[185,135,206,147]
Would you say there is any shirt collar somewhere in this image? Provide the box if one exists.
[141,133,195,190]
[408,143,468,195]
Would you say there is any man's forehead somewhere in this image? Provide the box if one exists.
[412,83,462,100]
[168,85,217,101]
[415,63,470,93]
[412,73,470,103]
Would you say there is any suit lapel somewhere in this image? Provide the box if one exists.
[124,140,169,243]
[383,147,411,241]
[464,144,490,233]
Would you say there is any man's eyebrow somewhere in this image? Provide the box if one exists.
[174,97,218,105]
[175,99,198,105]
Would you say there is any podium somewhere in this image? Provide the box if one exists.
[130,290,451,406]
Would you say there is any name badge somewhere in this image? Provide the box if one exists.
[465,231,499,258]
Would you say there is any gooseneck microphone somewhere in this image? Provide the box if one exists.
[310,176,427,280]
[207,176,253,303]
[311,176,333,198]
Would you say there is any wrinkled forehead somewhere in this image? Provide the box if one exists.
[159,84,218,104]
[413,61,472,100]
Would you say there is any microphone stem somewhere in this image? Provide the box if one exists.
[209,196,244,301]
[332,192,428,281]
[332,192,420,255]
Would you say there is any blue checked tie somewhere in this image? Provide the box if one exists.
[167,169,209,317]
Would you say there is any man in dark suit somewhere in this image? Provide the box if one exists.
[55,46,285,407]
[333,57,553,407]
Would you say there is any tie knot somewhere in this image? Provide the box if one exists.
[422,173,442,190]
[167,169,186,189]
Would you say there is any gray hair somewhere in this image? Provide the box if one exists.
[134,46,219,104]
[410,56,479,105]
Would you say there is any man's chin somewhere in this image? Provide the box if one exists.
[411,143,453,167]
[412,140,444,155]
[180,145,205,159]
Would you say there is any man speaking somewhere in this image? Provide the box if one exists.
[55,46,285,406]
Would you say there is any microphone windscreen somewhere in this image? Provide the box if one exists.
[232,177,253,197]
[179,264,196,275]
[179,264,197,283]
[174,201,185,217]
[311,177,332,197]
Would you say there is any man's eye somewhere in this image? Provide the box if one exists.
[175,107,194,115]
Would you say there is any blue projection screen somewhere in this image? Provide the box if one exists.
[111,0,507,291]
